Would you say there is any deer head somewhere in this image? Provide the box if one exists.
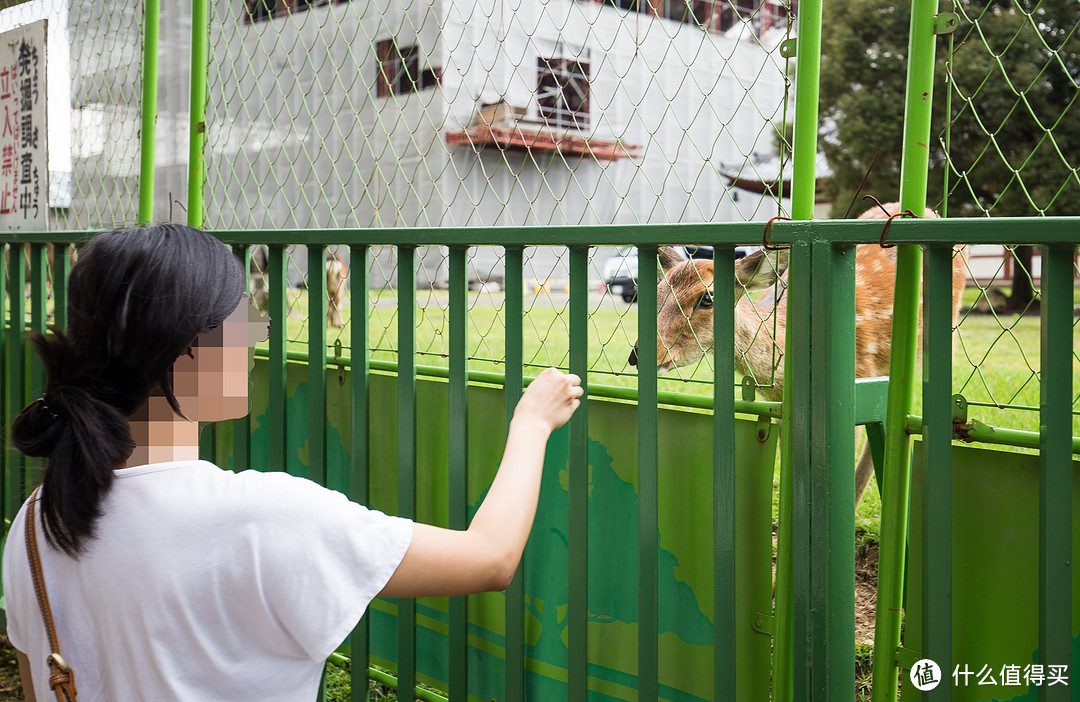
[629,246,789,391]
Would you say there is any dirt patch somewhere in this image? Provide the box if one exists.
[855,542,879,645]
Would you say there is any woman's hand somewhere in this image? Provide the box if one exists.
[512,367,583,435]
[378,368,584,598]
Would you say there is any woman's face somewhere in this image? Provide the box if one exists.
[172,295,270,422]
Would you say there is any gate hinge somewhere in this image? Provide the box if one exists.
[933,12,959,34]
[750,611,775,636]
[780,38,797,58]
[741,376,757,402]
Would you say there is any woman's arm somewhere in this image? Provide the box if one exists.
[16,650,36,702]
[378,367,582,598]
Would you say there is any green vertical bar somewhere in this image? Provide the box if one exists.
[138,0,161,225]
[448,246,469,700]
[28,245,46,491]
[232,246,251,472]
[51,244,70,336]
[503,246,525,702]
[808,241,855,700]
[268,245,288,473]
[349,244,371,702]
[308,245,327,485]
[711,246,736,699]
[1038,244,1073,702]
[778,0,824,690]
[786,241,813,702]
[568,246,589,701]
[0,244,7,519]
[397,246,417,697]
[6,246,26,513]
[922,245,954,698]
[873,0,939,695]
[636,245,658,699]
[187,0,209,228]
[29,244,46,385]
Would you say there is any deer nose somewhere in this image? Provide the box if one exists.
[628,345,638,367]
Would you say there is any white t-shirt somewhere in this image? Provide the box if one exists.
[2,460,413,701]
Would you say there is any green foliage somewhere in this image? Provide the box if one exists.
[819,0,1080,216]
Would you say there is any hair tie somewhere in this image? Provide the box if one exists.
[36,396,61,421]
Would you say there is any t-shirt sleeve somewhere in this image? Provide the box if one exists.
[247,474,413,661]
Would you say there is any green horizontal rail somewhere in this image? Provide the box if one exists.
[6,217,1079,250]
[326,654,448,702]
[904,416,1080,454]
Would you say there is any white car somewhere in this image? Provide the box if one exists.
[602,245,756,303]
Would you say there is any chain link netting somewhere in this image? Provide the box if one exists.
[4,0,1074,428]
[200,0,795,392]
[0,0,145,230]
[941,0,1080,433]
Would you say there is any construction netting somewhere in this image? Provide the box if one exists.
[1,0,1076,426]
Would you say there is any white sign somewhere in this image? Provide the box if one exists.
[0,19,46,229]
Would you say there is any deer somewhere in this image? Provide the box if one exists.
[628,202,968,506]
[247,246,350,329]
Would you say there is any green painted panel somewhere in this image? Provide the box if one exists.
[904,443,1080,702]
[227,360,777,700]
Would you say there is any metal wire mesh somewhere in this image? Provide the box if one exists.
[0,0,145,229]
[201,0,795,392]
[941,0,1080,428]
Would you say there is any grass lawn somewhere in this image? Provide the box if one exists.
[274,286,1079,440]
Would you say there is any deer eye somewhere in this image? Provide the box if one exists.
[698,290,714,309]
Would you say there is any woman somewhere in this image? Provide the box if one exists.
[2,224,582,701]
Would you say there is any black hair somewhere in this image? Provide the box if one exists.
[12,224,245,557]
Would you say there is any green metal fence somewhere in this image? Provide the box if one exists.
[0,0,1078,697]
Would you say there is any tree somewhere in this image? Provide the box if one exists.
[818,0,1080,310]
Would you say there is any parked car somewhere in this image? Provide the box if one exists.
[602,245,755,303]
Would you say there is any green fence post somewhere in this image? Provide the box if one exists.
[1039,244,1074,702]
[268,245,288,472]
[568,245,589,701]
[308,245,327,484]
[448,245,469,700]
[777,0,825,691]
[503,245,525,702]
[349,244,371,701]
[187,0,209,228]
[921,245,954,699]
[711,245,736,700]
[138,0,161,225]
[397,245,418,698]
[809,240,857,700]
[6,246,26,517]
[636,244,659,700]
[872,0,940,694]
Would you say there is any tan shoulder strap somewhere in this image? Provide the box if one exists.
[25,487,79,702]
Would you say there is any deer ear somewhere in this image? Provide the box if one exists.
[736,249,789,292]
[658,246,688,271]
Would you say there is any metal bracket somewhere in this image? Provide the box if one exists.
[780,39,797,58]
[933,12,959,34]
[751,611,775,636]
[951,393,968,425]
[741,376,757,402]
[755,415,773,444]
[895,646,923,671]
[334,339,346,385]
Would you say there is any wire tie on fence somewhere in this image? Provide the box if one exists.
[861,194,892,218]
[877,208,919,249]
[762,216,792,251]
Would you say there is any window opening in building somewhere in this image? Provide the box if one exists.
[377,40,441,97]
[536,57,590,130]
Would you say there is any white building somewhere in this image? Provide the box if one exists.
[6,0,794,285]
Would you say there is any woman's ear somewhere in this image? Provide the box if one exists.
[183,344,195,360]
